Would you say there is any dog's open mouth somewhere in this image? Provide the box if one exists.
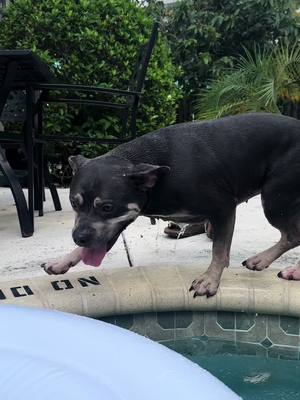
[80,231,123,267]
[80,220,133,267]
[81,245,107,267]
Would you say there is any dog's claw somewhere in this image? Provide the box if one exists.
[242,260,246,266]
[192,290,213,298]
[189,286,194,292]
[41,263,52,275]
[277,270,295,280]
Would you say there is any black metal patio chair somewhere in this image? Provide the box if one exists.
[0,51,60,236]
[0,90,62,213]
[33,22,159,216]
[0,59,33,237]
[0,23,158,229]
[35,22,158,142]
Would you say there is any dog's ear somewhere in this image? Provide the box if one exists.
[125,163,170,191]
[68,155,88,174]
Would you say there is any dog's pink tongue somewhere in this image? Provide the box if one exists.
[81,246,107,267]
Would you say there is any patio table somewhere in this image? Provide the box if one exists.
[0,50,57,236]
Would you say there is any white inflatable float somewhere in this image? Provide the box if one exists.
[0,306,240,400]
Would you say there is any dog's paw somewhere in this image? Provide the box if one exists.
[41,248,82,275]
[189,273,220,298]
[278,266,300,280]
[41,261,72,275]
[242,254,271,271]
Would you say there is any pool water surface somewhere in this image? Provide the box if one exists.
[164,337,300,400]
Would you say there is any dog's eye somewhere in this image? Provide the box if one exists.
[70,198,78,209]
[70,194,83,210]
[101,203,114,213]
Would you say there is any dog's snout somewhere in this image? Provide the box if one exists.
[73,227,94,247]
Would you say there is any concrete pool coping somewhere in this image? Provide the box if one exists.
[0,264,299,318]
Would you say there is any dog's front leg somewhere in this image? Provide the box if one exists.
[41,247,82,275]
[190,209,236,298]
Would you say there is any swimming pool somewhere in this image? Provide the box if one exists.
[2,264,300,399]
[164,337,300,400]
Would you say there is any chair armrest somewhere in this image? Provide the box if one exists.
[33,83,141,97]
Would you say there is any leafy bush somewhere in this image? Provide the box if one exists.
[195,43,300,120]
[164,0,300,97]
[0,0,180,163]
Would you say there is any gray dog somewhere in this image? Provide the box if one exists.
[42,113,300,297]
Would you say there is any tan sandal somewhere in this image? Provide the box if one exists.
[164,222,206,239]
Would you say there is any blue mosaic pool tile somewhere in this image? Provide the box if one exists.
[236,314,267,344]
[100,311,300,355]
[280,316,300,335]
[205,312,235,340]
[175,311,193,329]
[268,315,300,347]
[217,312,235,330]
[145,313,175,341]
[100,316,116,325]
[236,342,266,357]
[115,314,134,330]
[236,313,255,331]
[157,312,175,329]
[268,346,299,361]
[261,338,273,348]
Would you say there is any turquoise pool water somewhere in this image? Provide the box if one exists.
[164,338,300,400]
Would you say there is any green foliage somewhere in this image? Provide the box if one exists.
[0,0,180,162]
[164,0,300,96]
[195,43,300,120]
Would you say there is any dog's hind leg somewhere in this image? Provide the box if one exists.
[190,208,236,298]
[41,247,82,275]
[243,173,300,272]
[278,264,300,280]
[242,231,298,271]
[275,224,300,279]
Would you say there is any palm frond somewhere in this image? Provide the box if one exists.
[195,42,300,120]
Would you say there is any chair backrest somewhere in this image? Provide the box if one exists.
[129,22,159,93]
[0,60,18,117]
[0,90,26,123]
[0,61,25,124]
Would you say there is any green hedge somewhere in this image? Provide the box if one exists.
[0,0,180,163]
[164,0,300,97]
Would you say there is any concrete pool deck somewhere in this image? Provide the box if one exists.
[0,187,299,281]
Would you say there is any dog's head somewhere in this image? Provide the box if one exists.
[68,154,170,266]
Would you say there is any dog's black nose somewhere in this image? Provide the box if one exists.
[73,228,93,247]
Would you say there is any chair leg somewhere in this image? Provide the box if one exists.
[0,146,33,237]
[34,165,39,212]
[44,161,62,211]
[35,143,44,216]
[25,87,35,227]
[35,98,45,215]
